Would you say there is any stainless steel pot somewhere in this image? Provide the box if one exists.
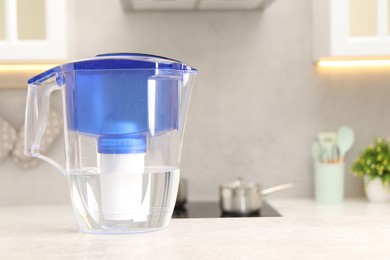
[219,178,293,215]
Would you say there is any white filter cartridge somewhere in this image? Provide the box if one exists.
[100,153,150,221]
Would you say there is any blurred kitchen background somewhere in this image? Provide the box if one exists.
[1,0,390,205]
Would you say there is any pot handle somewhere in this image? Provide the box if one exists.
[261,183,294,196]
[24,71,66,176]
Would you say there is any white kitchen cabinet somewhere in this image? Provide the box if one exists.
[0,0,66,61]
[313,0,390,61]
[121,0,275,11]
[126,0,197,10]
[198,0,268,10]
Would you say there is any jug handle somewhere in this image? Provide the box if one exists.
[24,73,67,176]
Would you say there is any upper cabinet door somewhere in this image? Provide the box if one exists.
[313,0,390,60]
[121,0,274,11]
[0,0,66,62]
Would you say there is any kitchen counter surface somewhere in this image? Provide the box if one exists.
[267,197,390,217]
[1,205,390,259]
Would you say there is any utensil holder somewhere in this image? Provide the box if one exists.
[314,162,345,204]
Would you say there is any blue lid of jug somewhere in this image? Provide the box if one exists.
[28,53,197,84]
[27,53,197,155]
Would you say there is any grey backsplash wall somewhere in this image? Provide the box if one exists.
[1,0,390,204]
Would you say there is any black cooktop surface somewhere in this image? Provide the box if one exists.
[173,201,280,218]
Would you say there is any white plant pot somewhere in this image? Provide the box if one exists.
[364,176,390,203]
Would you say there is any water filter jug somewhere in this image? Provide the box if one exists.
[25,53,197,233]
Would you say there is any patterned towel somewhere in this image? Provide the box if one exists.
[0,116,17,162]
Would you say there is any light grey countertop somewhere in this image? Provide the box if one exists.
[1,204,389,259]
[268,197,390,217]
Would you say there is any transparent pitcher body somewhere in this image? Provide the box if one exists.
[25,54,197,233]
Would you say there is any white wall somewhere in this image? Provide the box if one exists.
[1,0,390,204]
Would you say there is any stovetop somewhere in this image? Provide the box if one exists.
[172,201,281,218]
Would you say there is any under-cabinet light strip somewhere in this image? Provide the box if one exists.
[0,64,57,72]
[317,60,390,67]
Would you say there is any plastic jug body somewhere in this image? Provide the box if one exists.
[25,54,197,233]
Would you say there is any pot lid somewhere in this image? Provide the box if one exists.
[220,178,260,191]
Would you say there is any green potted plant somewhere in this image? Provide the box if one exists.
[352,138,390,202]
